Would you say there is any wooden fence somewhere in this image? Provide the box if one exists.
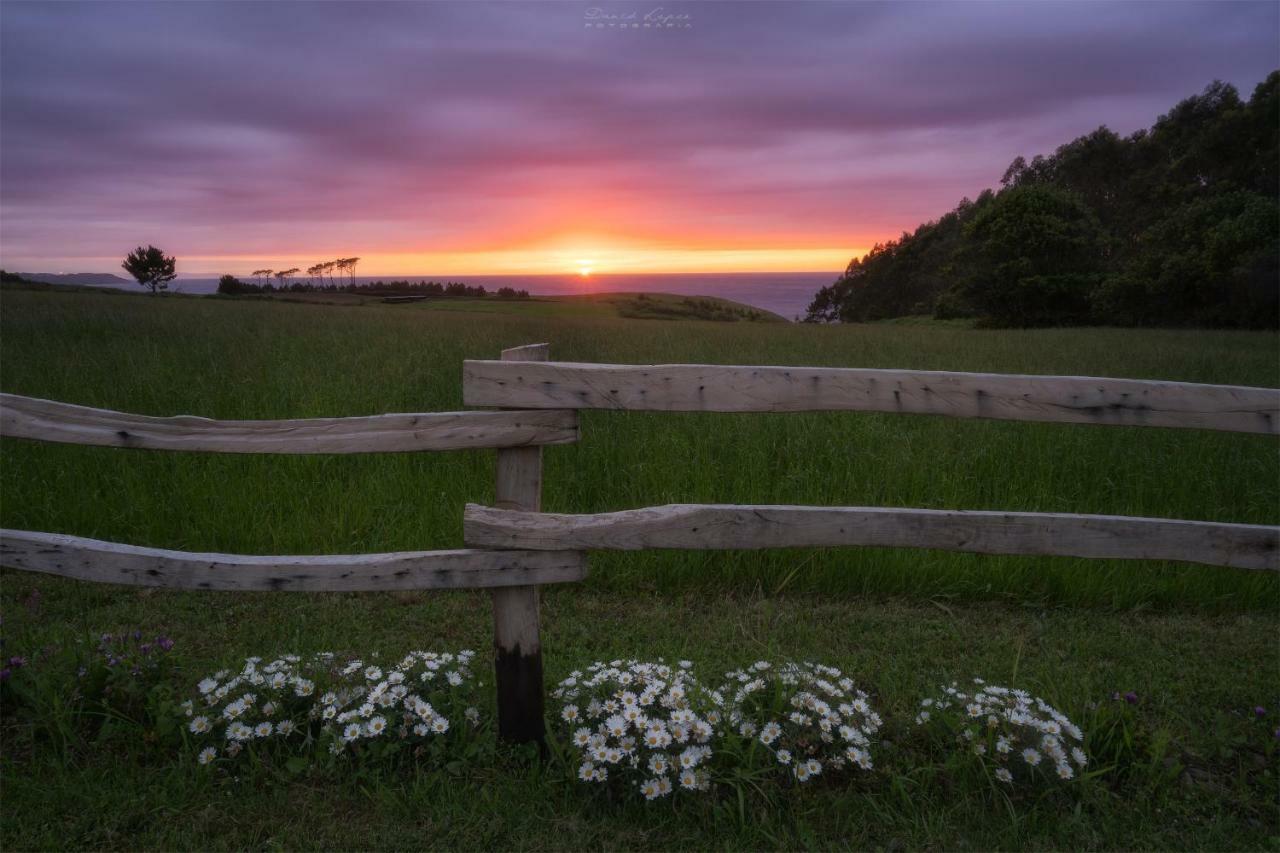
[1,344,1278,744]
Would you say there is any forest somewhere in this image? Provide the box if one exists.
[805,73,1279,328]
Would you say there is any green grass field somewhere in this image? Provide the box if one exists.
[2,287,1278,849]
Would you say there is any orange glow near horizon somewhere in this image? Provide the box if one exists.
[147,239,864,278]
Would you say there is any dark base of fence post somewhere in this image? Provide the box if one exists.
[494,643,545,745]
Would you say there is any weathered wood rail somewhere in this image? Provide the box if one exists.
[0,529,585,591]
[463,504,1279,571]
[2,345,1278,746]
[463,361,1280,434]
[0,392,578,453]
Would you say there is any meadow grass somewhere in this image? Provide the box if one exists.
[2,288,1276,608]
[1,287,1278,850]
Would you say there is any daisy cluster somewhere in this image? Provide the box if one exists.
[182,649,482,766]
[915,678,1088,785]
[552,659,718,800]
[718,661,881,782]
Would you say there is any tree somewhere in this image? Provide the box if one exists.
[957,185,1106,326]
[217,274,248,295]
[334,257,360,286]
[121,245,177,295]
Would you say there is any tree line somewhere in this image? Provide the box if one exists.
[245,258,361,289]
[216,274,530,299]
[806,73,1279,328]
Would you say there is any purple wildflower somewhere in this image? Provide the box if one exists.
[0,668,10,682]
[1123,692,1138,705]
[8,656,26,669]
[157,636,174,652]
[1255,706,1267,718]
[140,643,152,655]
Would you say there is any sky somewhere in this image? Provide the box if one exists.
[1,1,1276,278]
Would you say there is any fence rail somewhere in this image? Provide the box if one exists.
[463,361,1280,434]
[0,392,578,453]
[0,529,586,591]
[3,344,1279,746]
[463,504,1279,571]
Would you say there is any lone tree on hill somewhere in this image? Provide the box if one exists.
[122,245,177,295]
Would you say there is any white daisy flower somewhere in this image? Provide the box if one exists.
[848,747,873,770]
[197,746,217,765]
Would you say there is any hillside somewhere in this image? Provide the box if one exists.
[807,73,1279,328]
[14,271,132,286]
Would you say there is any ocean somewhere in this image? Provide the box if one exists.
[162,272,838,321]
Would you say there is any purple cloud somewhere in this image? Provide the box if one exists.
[1,1,1275,273]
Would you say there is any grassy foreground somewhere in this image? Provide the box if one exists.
[2,287,1278,849]
[1,288,1276,608]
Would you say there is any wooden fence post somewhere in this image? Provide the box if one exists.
[491,343,550,745]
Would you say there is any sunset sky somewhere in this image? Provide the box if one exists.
[1,1,1276,278]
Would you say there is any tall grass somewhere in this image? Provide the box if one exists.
[1,288,1276,609]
